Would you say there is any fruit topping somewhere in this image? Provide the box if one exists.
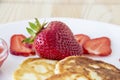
[10,18,112,58]
[10,34,35,57]
[83,37,112,56]
[74,34,91,46]
[74,34,90,54]
[25,19,83,60]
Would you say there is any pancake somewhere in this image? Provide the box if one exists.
[13,58,58,80]
[13,56,120,80]
[55,56,120,80]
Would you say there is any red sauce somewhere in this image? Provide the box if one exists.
[0,47,3,53]
[0,59,4,67]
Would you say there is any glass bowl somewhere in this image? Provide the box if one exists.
[0,38,8,67]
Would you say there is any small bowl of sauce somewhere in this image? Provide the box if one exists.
[0,38,8,67]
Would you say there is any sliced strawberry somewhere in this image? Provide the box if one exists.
[25,43,33,49]
[83,37,112,56]
[74,34,90,46]
[10,34,35,57]
[74,34,90,54]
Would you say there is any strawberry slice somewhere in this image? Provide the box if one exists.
[10,34,35,57]
[74,34,90,46]
[74,34,90,54]
[83,37,112,56]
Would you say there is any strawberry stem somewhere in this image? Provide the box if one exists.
[23,18,47,43]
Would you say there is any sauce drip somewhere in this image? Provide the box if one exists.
[0,47,3,53]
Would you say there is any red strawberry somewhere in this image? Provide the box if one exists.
[83,37,112,56]
[25,19,83,60]
[10,34,35,57]
[34,21,83,60]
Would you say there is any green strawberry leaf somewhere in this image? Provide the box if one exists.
[26,27,36,36]
[42,21,47,28]
[29,22,38,31]
[22,38,33,43]
[35,18,40,26]
[35,18,42,31]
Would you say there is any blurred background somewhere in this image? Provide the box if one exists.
[0,0,120,25]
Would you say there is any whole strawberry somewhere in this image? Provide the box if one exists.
[24,19,83,60]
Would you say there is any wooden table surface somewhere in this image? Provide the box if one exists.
[0,0,120,25]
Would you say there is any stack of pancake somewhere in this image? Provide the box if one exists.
[13,56,120,80]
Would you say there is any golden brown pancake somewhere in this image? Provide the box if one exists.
[55,56,120,80]
[13,56,120,80]
[13,58,58,80]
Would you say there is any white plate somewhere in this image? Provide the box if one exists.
[0,18,120,80]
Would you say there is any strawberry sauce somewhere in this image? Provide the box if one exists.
[0,47,3,53]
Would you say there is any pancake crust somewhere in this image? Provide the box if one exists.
[46,72,90,80]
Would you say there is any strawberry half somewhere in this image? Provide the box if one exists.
[10,34,35,57]
[24,19,83,60]
[83,37,112,56]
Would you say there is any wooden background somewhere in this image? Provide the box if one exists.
[0,0,120,25]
